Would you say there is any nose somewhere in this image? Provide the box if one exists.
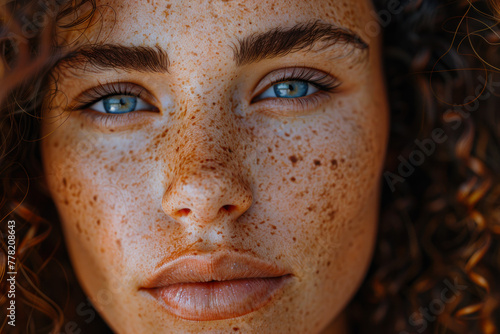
[162,162,253,224]
[161,107,253,226]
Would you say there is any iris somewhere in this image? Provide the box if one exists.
[273,81,309,98]
[102,95,137,113]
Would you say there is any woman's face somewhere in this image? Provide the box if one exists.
[41,0,388,333]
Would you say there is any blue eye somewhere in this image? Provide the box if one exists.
[274,81,308,98]
[256,80,319,100]
[89,95,155,114]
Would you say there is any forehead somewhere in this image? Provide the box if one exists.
[89,0,374,48]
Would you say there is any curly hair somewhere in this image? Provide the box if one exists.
[1,0,499,333]
[0,1,110,333]
[348,0,500,333]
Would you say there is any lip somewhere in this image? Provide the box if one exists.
[140,252,293,321]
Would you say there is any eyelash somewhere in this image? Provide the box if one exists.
[68,82,152,111]
[253,67,341,114]
[68,82,159,128]
[266,67,340,93]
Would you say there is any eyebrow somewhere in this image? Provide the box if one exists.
[59,44,170,73]
[58,20,368,73]
[232,20,368,66]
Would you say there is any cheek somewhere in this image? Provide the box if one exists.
[245,101,385,324]
[278,118,380,265]
[298,108,385,271]
[40,121,148,288]
[247,102,385,237]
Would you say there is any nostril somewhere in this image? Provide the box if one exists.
[221,204,236,213]
[177,208,191,217]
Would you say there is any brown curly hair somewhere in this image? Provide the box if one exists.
[349,0,500,333]
[0,1,110,333]
[1,0,499,333]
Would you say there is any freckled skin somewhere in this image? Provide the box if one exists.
[40,0,388,333]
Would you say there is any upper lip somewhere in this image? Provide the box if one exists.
[141,252,291,289]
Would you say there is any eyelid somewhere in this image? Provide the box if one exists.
[251,90,334,117]
[67,82,159,112]
[79,108,156,130]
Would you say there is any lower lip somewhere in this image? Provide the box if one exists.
[146,275,292,321]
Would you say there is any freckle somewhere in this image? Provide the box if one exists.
[330,159,338,170]
[62,178,67,187]
[100,248,105,253]
[53,141,59,148]
[116,239,122,248]
[76,222,82,233]
[96,219,101,226]
[233,328,239,331]
[293,237,296,242]
[289,155,298,163]
[270,225,277,229]
[259,221,265,225]
[290,177,296,182]
[314,159,321,166]
[93,195,98,201]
